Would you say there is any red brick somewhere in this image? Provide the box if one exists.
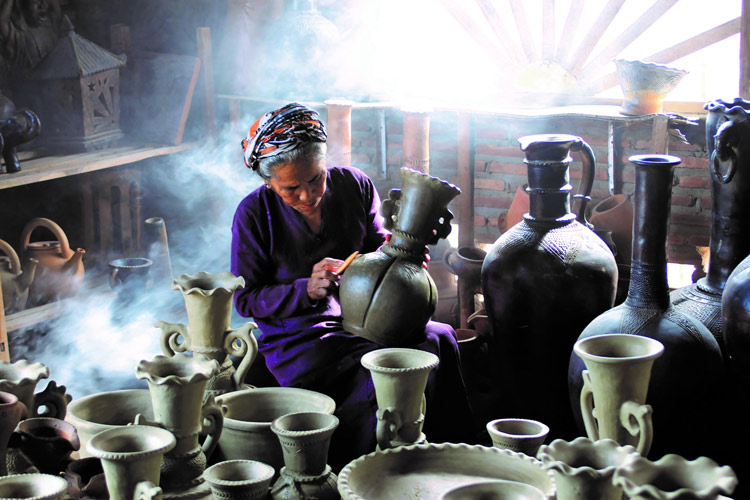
[487,216,499,228]
[488,161,526,175]
[476,126,510,141]
[352,153,371,164]
[670,214,712,227]
[475,144,524,157]
[591,188,612,201]
[622,170,635,183]
[475,195,513,209]
[668,140,703,152]
[352,119,372,132]
[677,156,707,169]
[474,215,487,226]
[430,139,458,153]
[669,233,687,246]
[668,246,702,266]
[360,137,376,148]
[671,194,695,207]
[387,123,403,134]
[475,178,507,191]
[688,234,711,247]
[677,176,709,189]
[700,198,712,210]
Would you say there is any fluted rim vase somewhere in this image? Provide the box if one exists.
[0,473,69,499]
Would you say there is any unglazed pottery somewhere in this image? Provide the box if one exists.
[108,257,153,300]
[485,418,549,457]
[143,217,173,291]
[87,425,176,500]
[204,459,275,500]
[0,359,70,419]
[482,134,617,440]
[0,473,69,499]
[65,389,153,458]
[613,454,737,500]
[20,218,85,306]
[444,246,486,329]
[63,457,108,500]
[340,168,460,346]
[0,391,28,475]
[569,154,724,460]
[440,479,546,500]
[589,194,634,305]
[216,387,336,473]
[270,412,339,500]
[0,239,36,313]
[10,417,80,474]
[361,348,438,449]
[537,437,639,500]
[575,334,663,456]
[337,443,555,500]
[155,271,258,396]
[135,352,222,499]
[614,59,688,115]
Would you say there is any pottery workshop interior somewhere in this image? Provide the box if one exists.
[1,0,750,499]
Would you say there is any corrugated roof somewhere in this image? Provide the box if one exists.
[32,29,126,80]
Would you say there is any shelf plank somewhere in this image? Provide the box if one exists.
[0,142,198,190]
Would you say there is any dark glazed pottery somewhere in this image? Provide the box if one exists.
[340,168,460,346]
[0,91,41,174]
[569,154,723,461]
[481,134,617,440]
[671,98,750,351]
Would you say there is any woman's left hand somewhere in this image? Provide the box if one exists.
[307,257,344,301]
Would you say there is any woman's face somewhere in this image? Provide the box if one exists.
[268,156,327,218]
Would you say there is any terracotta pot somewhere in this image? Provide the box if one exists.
[0,239,36,313]
[485,418,549,457]
[0,359,70,419]
[614,59,688,116]
[500,184,530,233]
[0,473,69,499]
[0,391,28,476]
[589,194,633,305]
[20,218,85,306]
[10,417,80,475]
[204,459,275,500]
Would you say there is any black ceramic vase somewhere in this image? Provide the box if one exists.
[0,91,40,174]
[481,134,617,440]
[670,98,750,351]
[569,154,723,460]
[340,167,460,346]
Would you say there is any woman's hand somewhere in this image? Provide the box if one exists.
[307,257,345,301]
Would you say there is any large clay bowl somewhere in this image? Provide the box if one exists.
[338,443,556,500]
[441,479,547,500]
[216,387,336,472]
[66,389,153,458]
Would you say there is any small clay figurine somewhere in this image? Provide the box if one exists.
[0,90,40,173]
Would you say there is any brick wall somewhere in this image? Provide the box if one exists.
[345,108,710,270]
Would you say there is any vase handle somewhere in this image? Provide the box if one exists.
[155,321,189,356]
[570,138,596,227]
[712,119,739,184]
[580,370,600,441]
[620,400,654,456]
[224,322,259,390]
[201,394,224,460]
[33,380,71,419]
[376,407,401,450]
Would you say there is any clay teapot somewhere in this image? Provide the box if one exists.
[20,218,85,306]
[0,239,37,313]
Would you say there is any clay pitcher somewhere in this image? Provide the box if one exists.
[135,352,223,498]
[155,271,259,396]
[0,473,69,499]
[0,240,36,313]
[360,348,439,449]
[87,425,177,500]
[270,412,339,500]
[340,168,460,346]
[9,417,80,474]
[20,218,85,306]
[574,334,664,456]
[0,391,28,476]
[0,359,70,418]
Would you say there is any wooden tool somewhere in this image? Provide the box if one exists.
[334,251,359,276]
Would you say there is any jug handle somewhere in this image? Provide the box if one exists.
[376,407,401,450]
[570,138,596,228]
[20,218,73,258]
[224,321,259,391]
[712,120,739,184]
[620,400,654,456]
[135,481,163,500]
[580,370,600,441]
[0,240,21,275]
[155,321,189,356]
[201,394,223,460]
[33,380,71,419]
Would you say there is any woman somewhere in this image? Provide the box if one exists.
[231,103,474,469]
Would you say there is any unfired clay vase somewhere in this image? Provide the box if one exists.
[270,412,339,500]
[65,389,153,459]
[440,479,546,500]
[155,271,258,396]
[204,459,275,500]
[614,59,688,115]
[360,348,439,450]
[537,437,639,500]
[337,443,556,500]
[574,333,664,456]
[0,239,36,313]
[215,387,336,474]
[485,418,549,457]
[0,391,28,475]
[143,217,173,291]
[0,359,70,419]
[9,417,80,474]
[87,424,176,500]
[613,454,737,500]
[0,473,69,499]
[135,352,222,499]
[20,218,85,306]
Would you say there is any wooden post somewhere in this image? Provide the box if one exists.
[325,99,354,167]
[651,115,670,154]
[0,282,10,362]
[457,112,475,329]
[402,108,431,173]
[742,0,750,98]
[197,27,217,138]
[229,98,242,140]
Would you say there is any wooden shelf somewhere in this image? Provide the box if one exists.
[0,142,198,191]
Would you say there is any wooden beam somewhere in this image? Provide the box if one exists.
[509,0,538,61]
[542,0,555,60]
[742,0,750,98]
[0,282,9,361]
[457,112,475,248]
[475,0,525,64]
[565,0,627,73]
[651,115,670,154]
[555,0,586,63]
[441,0,514,69]
[196,27,217,139]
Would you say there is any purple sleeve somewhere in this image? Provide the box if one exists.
[361,173,388,253]
[230,202,315,319]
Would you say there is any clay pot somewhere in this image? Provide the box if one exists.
[0,239,36,313]
[0,473,69,499]
[614,59,688,115]
[108,257,153,301]
[0,359,70,419]
[204,459,275,500]
[444,246,487,330]
[589,194,633,305]
[20,218,85,306]
[63,457,108,500]
[0,391,28,476]
[485,418,549,457]
[10,417,80,474]
[65,389,153,459]
[501,184,530,233]
[216,387,336,474]
[440,480,546,500]
[537,437,639,500]
[142,217,173,291]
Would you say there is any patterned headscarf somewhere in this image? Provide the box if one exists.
[241,102,327,171]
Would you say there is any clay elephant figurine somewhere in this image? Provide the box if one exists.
[0,91,41,174]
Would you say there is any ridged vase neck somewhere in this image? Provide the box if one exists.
[625,155,680,309]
